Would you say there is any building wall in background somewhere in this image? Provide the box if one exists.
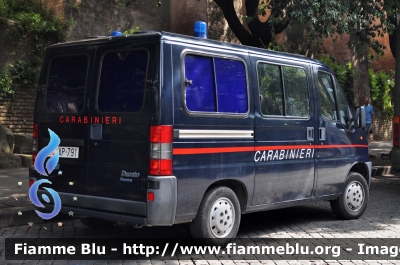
[48,0,171,41]
[0,0,394,140]
[371,110,393,141]
[0,86,35,134]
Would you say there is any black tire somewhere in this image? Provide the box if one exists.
[190,186,241,245]
[80,217,116,228]
[330,172,369,219]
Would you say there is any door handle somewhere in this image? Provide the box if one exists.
[319,127,326,141]
[307,127,314,141]
[90,124,102,140]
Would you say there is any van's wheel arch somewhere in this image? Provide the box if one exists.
[190,186,241,245]
[330,172,369,219]
[80,217,116,228]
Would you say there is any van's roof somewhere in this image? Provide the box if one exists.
[47,31,324,66]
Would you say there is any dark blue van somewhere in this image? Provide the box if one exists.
[30,31,371,244]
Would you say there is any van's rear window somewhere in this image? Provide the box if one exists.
[46,55,88,113]
[98,50,148,113]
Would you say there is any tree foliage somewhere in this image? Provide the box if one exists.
[383,0,399,59]
[0,0,71,96]
[214,0,399,55]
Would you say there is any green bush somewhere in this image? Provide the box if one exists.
[10,60,39,88]
[0,0,71,95]
[123,26,140,36]
[369,69,394,121]
[0,68,14,99]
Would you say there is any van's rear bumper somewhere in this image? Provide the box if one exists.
[31,172,177,226]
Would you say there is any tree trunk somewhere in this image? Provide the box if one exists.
[213,0,290,48]
[394,14,400,117]
[388,13,397,59]
[389,31,397,59]
[213,0,259,46]
[350,34,370,107]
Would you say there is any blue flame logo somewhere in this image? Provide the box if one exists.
[34,129,60,176]
[30,129,62,220]
[29,179,61,220]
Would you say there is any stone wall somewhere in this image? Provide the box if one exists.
[0,86,35,134]
[371,109,393,141]
[0,24,36,72]
[61,0,171,41]
[170,0,207,37]
[0,0,395,143]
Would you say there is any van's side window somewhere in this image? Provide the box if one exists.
[98,50,148,113]
[336,85,353,129]
[184,55,216,112]
[282,66,309,117]
[257,63,309,117]
[257,63,283,116]
[184,54,248,114]
[46,55,87,113]
[317,72,337,121]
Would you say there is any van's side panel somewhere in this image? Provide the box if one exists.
[250,54,317,206]
[166,41,255,222]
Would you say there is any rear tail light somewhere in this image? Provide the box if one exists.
[32,124,38,165]
[394,116,399,147]
[149,125,173,176]
[29,179,35,187]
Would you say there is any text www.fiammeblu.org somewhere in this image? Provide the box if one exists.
[123,243,343,258]
[122,243,400,258]
[12,242,400,259]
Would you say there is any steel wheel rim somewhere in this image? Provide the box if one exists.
[345,180,365,212]
[209,197,235,238]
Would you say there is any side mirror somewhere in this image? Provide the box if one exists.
[355,106,366,128]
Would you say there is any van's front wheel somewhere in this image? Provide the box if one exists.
[330,172,369,219]
[190,186,241,245]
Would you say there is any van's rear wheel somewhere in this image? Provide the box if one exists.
[330,172,369,219]
[190,186,241,245]
[80,217,116,228]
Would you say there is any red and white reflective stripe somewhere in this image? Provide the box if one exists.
[173,144,368,155]
[32,124,38,165]
[149,125,173,176]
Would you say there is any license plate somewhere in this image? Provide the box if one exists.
[50,146,79,159]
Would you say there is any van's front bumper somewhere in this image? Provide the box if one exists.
[32,174,177,226]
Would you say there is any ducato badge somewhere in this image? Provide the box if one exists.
[121,170,140,178]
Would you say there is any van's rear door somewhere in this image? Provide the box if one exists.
[86,40,157,209]
[35,46,95,196]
